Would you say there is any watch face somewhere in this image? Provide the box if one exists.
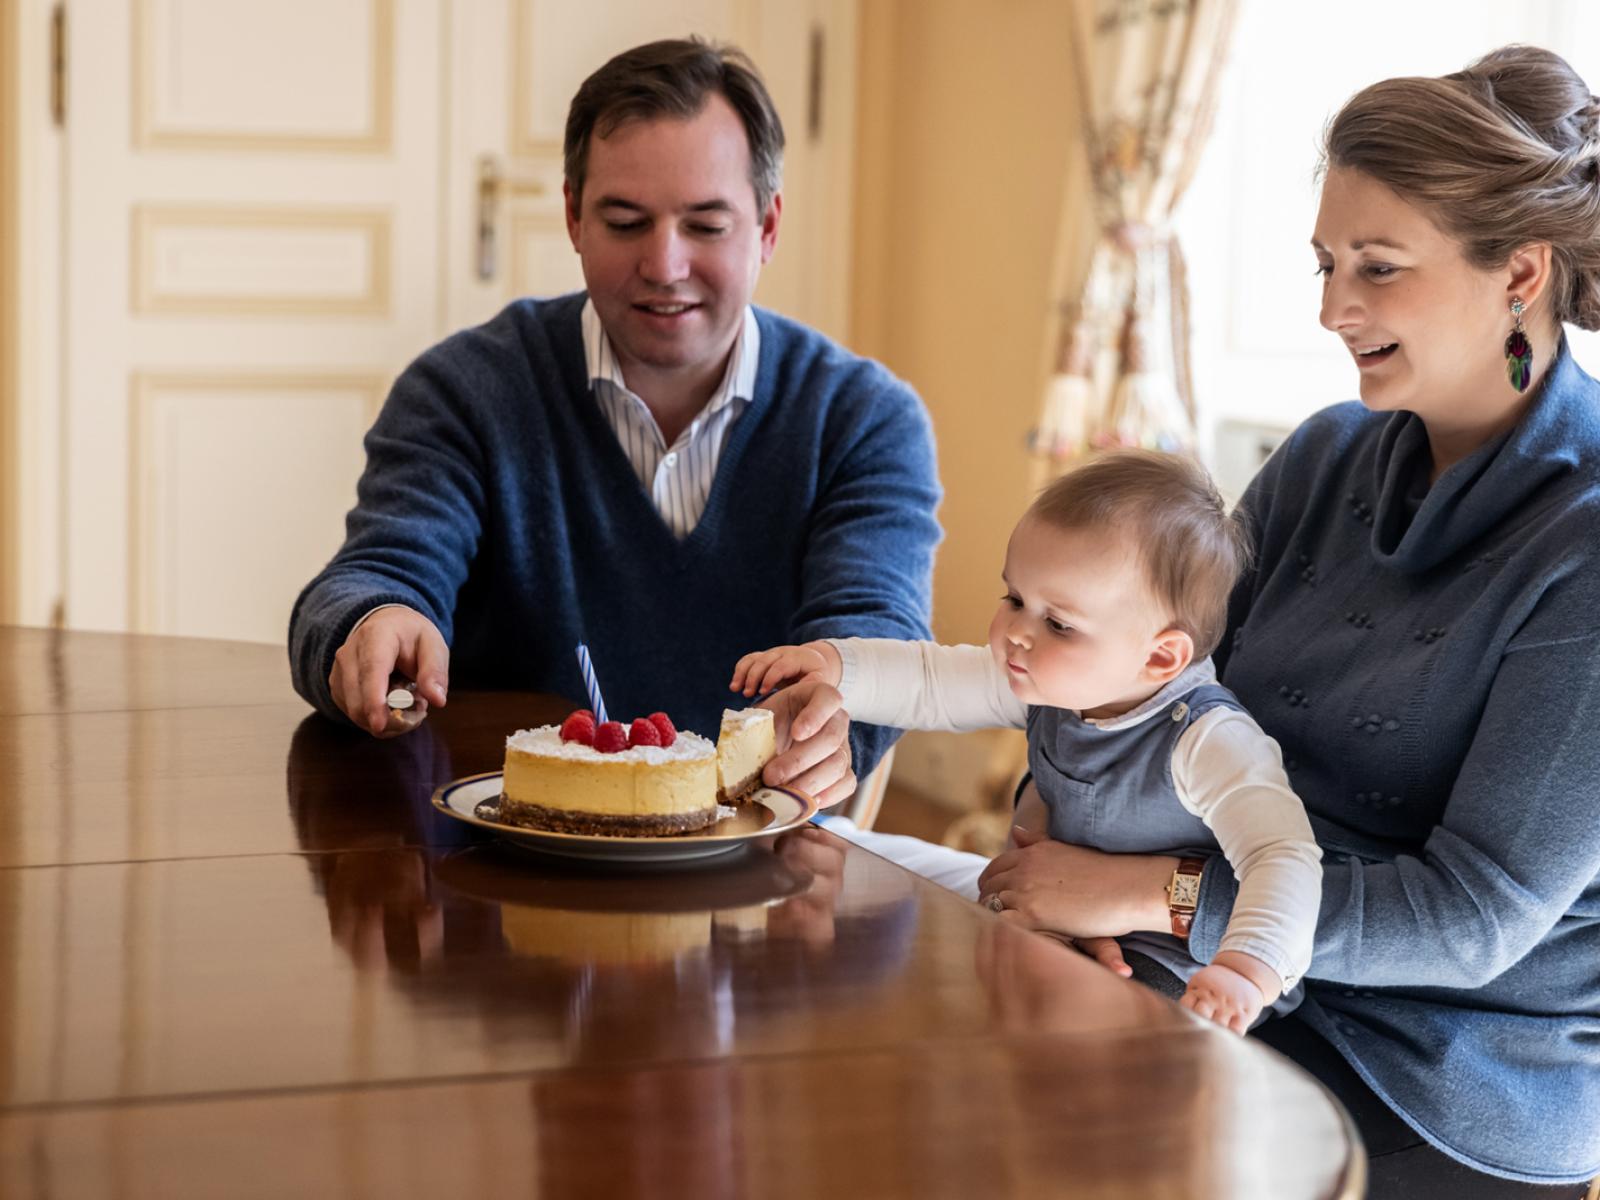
[1170,876,1201,908]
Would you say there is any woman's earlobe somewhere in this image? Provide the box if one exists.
[1504,242,1553,310]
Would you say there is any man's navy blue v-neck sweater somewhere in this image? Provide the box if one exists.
[289,294,942,771]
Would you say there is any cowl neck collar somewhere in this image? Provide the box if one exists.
[1367,341,1597,573]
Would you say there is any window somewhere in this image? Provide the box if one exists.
[1178,0,1600,494]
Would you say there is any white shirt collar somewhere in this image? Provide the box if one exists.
[1078,657,1220,731]
[580,299,760,418]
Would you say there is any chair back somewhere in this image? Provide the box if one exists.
[833,746,896,830]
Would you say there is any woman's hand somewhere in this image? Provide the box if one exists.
[1070,935,1133,977]
[978,823,1176,940]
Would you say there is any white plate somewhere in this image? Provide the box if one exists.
[431,772,819,863]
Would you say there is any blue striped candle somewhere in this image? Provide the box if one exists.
[574,644,609,724]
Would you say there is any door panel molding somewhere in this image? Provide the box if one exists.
[508,213,581,300]
[128,372,387,637]
[133,0,395,153]
[509,0,750,158]
[132,206,393,317]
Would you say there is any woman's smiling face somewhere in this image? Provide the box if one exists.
[1312,167,1520,428]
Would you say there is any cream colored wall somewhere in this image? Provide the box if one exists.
[852,0,1081,645]
[851,0,1085,808]
[0,2,18,624]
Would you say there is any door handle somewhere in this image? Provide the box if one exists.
[476,155,549,281]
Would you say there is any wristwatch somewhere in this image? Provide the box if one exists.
[1166,856,1207,938]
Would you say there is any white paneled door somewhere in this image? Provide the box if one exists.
[57,0,855,643]
[64,0,439,642]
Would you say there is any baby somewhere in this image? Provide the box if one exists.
[732,450,1322,1033]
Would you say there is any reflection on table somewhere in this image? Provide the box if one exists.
[0,626,1361,1198]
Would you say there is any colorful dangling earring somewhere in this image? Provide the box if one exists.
[1505,297,1533,394]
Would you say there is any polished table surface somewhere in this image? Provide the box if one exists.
[0,626,1362,1198]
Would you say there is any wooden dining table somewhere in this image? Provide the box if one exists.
[0,625,1363,1198]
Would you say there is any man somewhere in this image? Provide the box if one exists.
[288,38,941,807]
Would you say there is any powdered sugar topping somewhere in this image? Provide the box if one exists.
[507,724,714,764]
[721,707,773,731]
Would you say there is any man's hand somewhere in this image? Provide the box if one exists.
[329,607,450,737]
[326,848,444,975]
[756,678,855,808]
[1180,961,1268,1035]
[730,641,842,697]
[767,827,849,951]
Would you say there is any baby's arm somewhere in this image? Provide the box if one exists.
[734,639,1028,733]
[1172,707,1323,1033]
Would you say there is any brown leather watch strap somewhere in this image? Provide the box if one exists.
[1168,856,1207,939]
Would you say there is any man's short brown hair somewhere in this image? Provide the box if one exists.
[1025,450,1252,659]
[564,37,785,213]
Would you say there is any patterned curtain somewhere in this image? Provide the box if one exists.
[1031,0,1238,478]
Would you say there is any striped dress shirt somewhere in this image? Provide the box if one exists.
[581,299,760,540]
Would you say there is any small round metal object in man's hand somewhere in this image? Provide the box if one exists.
[384,682,426,734]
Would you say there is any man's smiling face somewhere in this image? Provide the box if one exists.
[565,93,781,391]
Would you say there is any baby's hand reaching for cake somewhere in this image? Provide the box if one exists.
[730,641,842,697]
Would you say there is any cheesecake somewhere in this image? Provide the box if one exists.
[716,707,776,803]
[499,705,778,837]
[501,724,719,836]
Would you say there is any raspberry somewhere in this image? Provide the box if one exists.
[559,711,596,745]
[573,709,595,723]
[647,711,677,747]
[592,720,628,753]
[628,718,662,748]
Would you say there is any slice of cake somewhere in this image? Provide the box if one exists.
[716,707,776,803]
[501,711,718,836]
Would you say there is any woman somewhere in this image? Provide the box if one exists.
[975,45,1600,1196]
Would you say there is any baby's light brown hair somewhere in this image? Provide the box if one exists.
[1024,450,1252,659]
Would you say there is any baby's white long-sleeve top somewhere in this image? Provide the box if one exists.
[830,638,1322,987]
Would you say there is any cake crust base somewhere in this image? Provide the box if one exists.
[717,770,764,805]
[498,796,719,837]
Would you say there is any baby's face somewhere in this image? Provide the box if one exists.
[986,517,1170,718]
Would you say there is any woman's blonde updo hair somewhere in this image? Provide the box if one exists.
[1323,45,1600,331]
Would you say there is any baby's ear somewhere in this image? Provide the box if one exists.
[1145,628,1194,683]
